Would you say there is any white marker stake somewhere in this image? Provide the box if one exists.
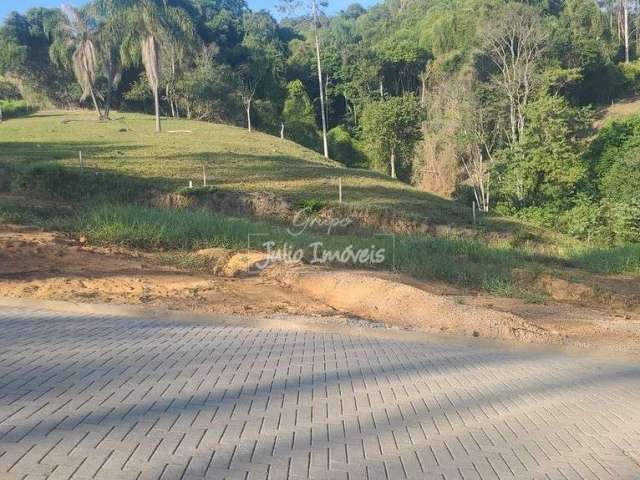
[338,178,343,204]
[189,181,193,188]
[79,151,83,173]
[203,165,207,187]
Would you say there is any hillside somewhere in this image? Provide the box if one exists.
[0,111,471,223]
[0,110,550,245]
[1,111,639,305]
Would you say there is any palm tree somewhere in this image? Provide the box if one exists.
[121,0,195,133]
[51,6,103,119]
[92,0,125,120]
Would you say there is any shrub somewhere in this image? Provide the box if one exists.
[558,194,606,242]
[284,121,322,152]
[0,79,21,100]
[0,100,35,119]
[327,126,367,167]
[296,198,326,213]
[619,60,640,95]
[606,197,640,243]
[282,80,321,152]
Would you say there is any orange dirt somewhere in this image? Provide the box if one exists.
[0,225,332,317]
[1,224,639,357]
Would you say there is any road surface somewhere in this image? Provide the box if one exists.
[0,304,639,480]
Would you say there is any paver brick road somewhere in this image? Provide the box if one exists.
[0,306,639,480]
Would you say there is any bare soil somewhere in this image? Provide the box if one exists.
[0,225,332,317]
[1,224,639,357]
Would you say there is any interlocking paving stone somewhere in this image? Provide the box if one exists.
[0,307,639,479]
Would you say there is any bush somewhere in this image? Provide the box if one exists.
[328,126,367,167]
[558,194,606,242]
[512,205,563,229]
[282,80,321,152]
[605,198,640,243]
[0,100,35,119]
[284,121,322,152]
[296,198,326,213]
[0,79,21,100]
[619,60,640,95]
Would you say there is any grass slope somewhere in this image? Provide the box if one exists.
[0,110,474,225]
[1,111,638,298]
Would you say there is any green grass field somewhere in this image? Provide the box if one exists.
[0,111,475,222]
[1,111,638,298]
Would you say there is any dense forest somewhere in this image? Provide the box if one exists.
[1,0,639,243]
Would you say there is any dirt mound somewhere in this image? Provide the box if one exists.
[0,225,331,317]
[532,273,640,313]
[271,267,561,343]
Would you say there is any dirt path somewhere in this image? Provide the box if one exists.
[1,224,639,357]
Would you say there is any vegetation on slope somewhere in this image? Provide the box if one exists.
[0,111,480,226]
[1,0,640,246]
[1,111,639,304]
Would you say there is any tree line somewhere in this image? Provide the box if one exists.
[1,0,640,243]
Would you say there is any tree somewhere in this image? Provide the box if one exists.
[0,9,71,106]
[279,0,330,158]
[92,0,126,119]
[236,11,286,132]
[51,6,103,119]
[237,50,261,132]
[482,3,547,145]
[458,99,501,212]
[374,36,431,96]
[175,48,238,122]
[361,94,423,179]
[122,0,194,132]
[496,94,592,211]
[282,79,321,150]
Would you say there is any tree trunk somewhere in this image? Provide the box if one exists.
[170,51,177,117]
[324,73,330,126]
[313,0,329,158]
[390,148,397,179]
[0,103,3,123]
[153,86,161,133]
[420,70,428,132]
[88,84,103,120]
[103,56,115,120]
[104,83,112,120]
[379,79,384,97]
[167,85,175,117]
[280,123,285,139]
[624,0,630,63]
[246,99,252,132]
[509,97,518,145]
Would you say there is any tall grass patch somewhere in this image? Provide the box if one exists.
[79,204,545,294]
